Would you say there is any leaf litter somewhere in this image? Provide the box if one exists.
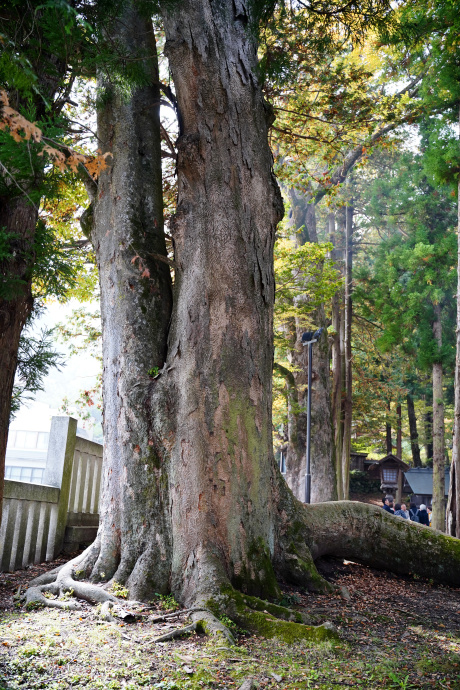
[0,554,459,689]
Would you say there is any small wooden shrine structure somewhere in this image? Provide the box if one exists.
[366,453,409,503]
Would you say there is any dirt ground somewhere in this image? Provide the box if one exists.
[0,553,459,690]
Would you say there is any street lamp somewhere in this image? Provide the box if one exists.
[301,328,323,504]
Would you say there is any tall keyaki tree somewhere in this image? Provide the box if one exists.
[355,151,457,530]
[27,0,460,635]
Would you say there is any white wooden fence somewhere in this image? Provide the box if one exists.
[0,417,102,573]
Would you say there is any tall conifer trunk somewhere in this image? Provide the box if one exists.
[432,303,445,531]
[396,404,402,458]
[448,138,460,536]
[341,203,353,498]
[0,39,68,523]
[330,213,343,499]
[407,394,421,468]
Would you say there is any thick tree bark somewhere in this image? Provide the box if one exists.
[447,153,460,537]
[396,403,402,458]
[87,8,174,597]
[0,12,69,527]
[407,394,421,467]
[28,2,460,625]
[0,199,36,515]
[341,203,353,499]
[432,303,445,531]
[160,0,288,603]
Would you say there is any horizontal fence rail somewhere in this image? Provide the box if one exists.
[0,481,60,572]
[0,417,103,572]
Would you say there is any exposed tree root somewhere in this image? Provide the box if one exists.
[150,607,212,623]
[22,499,460,645]
[215,585,339,643]
[24,546,119,611]
[153,621,201,642]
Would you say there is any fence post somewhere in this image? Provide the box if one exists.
[42,416,77,559]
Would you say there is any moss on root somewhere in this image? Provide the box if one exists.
[284,541,334,594]
[236,609,339,643]
[215,585,339,644]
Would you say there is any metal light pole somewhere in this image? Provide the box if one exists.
[301,328,323,504]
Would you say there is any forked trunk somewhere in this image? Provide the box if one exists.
[75,0,460,615]
[432,303,445,531]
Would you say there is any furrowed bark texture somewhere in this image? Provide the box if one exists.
[432,304,445,531]
[283,190,337,503]
[0,199,36,515]
[161,0,285,604]
[72,0,460,613]
[90,8,173,597]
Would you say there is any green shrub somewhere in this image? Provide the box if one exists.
[349,470,380,494]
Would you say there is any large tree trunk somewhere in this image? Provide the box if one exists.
[432,303,445,531]
[407,394,421,467]
[447,148,460,537]
[86,7,174,597]
[274,361,304,501]
[30,0,460,625]
[0,199,36,514]
[160,0,288,603]
[341,203,353,498]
